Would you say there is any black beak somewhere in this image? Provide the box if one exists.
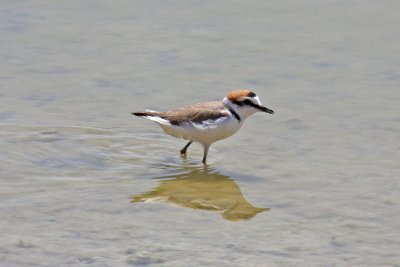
[259,105,274,114]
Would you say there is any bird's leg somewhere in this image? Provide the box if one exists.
[202,144,210,164]
[180,141,193,156]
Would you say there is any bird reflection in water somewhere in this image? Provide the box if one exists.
[130,165,269,221]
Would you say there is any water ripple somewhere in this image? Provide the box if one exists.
[0,123,187,181]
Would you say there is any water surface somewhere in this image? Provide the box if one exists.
[1,1,399,266]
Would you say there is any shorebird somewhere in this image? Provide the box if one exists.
[132,90,274,164]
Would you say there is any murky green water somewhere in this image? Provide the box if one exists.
[1,1,399,266]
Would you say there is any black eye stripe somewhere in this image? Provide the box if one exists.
[233,99,259,108]
[243,99,256,107]
[232,100,244,106]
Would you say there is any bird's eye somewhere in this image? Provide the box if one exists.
[248,92,256,98]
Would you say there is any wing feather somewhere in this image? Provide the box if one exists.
[159,101,228,125]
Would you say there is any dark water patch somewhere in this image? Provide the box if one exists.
[0,111,14,122]
[245,78,265,86]
[94,78,130,90]
[156,49,179,64]
[21,94,57,107]
[127,255,165,266]
[278,73,301,80]
[22,67,82,75]
[77,257,96,264]
[281,118,311,130]
[17,240,36,249]
[312,61,345,69]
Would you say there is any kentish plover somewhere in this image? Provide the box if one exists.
[132,90,274,164]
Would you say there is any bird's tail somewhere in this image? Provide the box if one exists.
[131,110,171,125]
[131,109,160,117]
[131,112,149,117]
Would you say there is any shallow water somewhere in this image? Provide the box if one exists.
[1,1,399,266]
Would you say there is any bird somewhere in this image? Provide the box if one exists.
[132,90,274,164]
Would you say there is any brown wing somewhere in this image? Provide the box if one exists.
[159,101,228,125]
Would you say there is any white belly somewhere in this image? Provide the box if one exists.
[158,117,242,144]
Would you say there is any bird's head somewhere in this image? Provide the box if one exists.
[223,90,274,119]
